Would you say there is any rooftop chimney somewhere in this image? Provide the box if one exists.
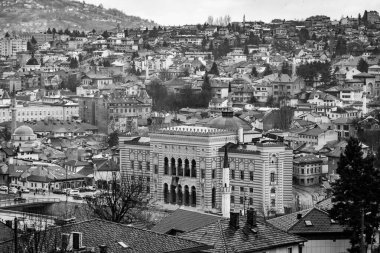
[229,212,240,229]
[61,233,70,251]
[246,208,257,227]
[99,245,108,253]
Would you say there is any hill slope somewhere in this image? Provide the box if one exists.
[0,0,157,33]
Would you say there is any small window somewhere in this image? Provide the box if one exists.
[249,187,253,193]
[240,171,244,180]
[240,187,244,192]
[211,169,215,179]
[305,220,313,226]
[250,171,253,181]
[231,170,235,180]
[231,196,234,203]
[240,196,244,204]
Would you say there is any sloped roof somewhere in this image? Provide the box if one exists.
[267,209,312,232]
[288,208,347,234]
[151,209,224,234]
[268,208,347,235]
[63,219,210,252]
[181,216,306,253]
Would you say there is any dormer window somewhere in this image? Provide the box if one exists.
[305,220,313,226]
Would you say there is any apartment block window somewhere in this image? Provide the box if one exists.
[231,170,235,180]
[240,187,244,192]
[231,186,235,191]
[138,162,143,170]
[146,162,150,171]
[250,171,254,181]
[240,171,244,180]
[146,186,150,194]
[240,196,244,204]
[231,196,235,203]
[201,169,206,179]
[250,188,253,193]
[249,197,253,205]
[154,165,158,174]
[131,161,134,170]
[211,169,215,179]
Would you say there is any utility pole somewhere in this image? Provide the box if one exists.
[14,218,18,253]
[361,207,365,253]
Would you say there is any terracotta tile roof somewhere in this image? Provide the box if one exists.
[267,209,313,232]
[0,219,211,253]
[151,209,225,234]
[268,208,348,235]
[288,208,347,234]
[181,216,305,253]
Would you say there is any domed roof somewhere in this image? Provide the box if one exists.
[26,57,40,66]
[14,125,34,136]
[206,111,252,131]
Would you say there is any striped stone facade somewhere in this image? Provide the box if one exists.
[119,126,293,215]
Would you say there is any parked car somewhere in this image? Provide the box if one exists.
[68,189,80,197]
[9,187,18,194]
[0,185,8,191]
[85,186,96,191]
[73,195,83,200]
[53,188,64,194]
[21,188,30,193]
[14,197,26,203]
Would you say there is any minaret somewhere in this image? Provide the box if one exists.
[11,94,17,134]
[145,57,149,82]
[362,83,367,115]
[227,82,233,109]
[243,14,246,28]
[292,55,296,78]
[222,146,231,218]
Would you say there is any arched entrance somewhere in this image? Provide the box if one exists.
[184,185,190,206]
[185,159,190,177]
[170,184,176,204]
[191,160,197,178]
[171,158,176,175]
[177,158,183,176]
[163,183,169,203]
[191,186,196,207]
[212,187,216,208]
[164,157,169,175]
[177,185,183,205]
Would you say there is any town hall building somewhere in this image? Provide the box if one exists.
[119,111,294,215]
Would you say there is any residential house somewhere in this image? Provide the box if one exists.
[297,127,338,150]
[268,208,351,253]
[293,155,323,186]
[332,117,356,139]
[180,210,306,253]
[0,219,210,253]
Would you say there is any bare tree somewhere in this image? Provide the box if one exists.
[85,164,149,223]
[15,214,60,253]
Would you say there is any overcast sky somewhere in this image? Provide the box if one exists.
[85,0,379,25]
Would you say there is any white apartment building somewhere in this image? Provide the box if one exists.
[0,38,27,57]
[0,102,79,123]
